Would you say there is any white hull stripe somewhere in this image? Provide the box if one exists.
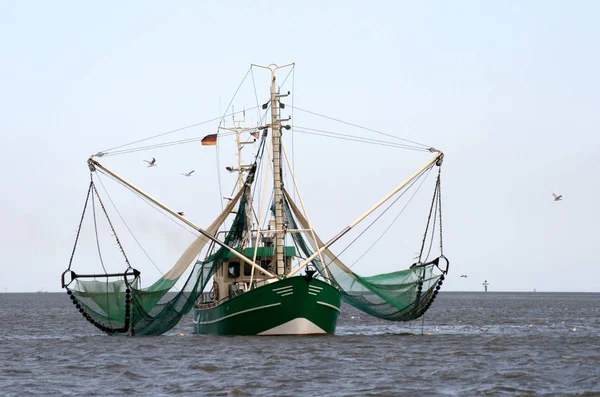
[317,301,340,313]
[308,285,323,290]
[272,285,293,292]
[280,292,293,296]
[194,302,281,325]
[308,292,318,296]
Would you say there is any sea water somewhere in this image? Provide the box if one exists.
[0,292,599,396]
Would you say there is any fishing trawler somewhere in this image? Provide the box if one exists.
[61,63,448,336]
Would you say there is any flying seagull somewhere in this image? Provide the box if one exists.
[181,170,195,177]
[177,211,185,216]
[552,193,563,201]
[144,158,157,167]
[460,275,468,278]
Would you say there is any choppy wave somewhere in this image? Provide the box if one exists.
[0,292,599,396]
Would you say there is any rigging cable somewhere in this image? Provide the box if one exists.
[251,128,268,201]
[90,182,116,328]
[343,165,433,270]
[66,180,94,271]
[100,108,256,155]
[216,143,225,226]
[90,182,132,269]
[293,126,429,151]
[97,111,428,157]
[279,65,295,88]
[288,105,431,148]
[437,168,444,257]
[422,191,438,263]
[100,126,242,156]
[291,67,296,202]
[249,130,269,226]
[215,67,254,223]
[95,170,199,239]
[90,188,108,275]
[349,167,433,268]
[250,67,262,123]
[418,171,441,264]
[317,164,435,275]
[95,170,199,288]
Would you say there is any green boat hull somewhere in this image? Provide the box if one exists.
[193,277,341,335]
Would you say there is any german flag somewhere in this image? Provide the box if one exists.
[201,134,217,146]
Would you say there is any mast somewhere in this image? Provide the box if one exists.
[219,110,255,194]
[252,63,294,276]
[269,68,285,275]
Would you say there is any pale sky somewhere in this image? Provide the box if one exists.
[1,1,599,292]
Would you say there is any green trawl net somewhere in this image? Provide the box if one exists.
[283,189,447,321]
[65,184,252,336]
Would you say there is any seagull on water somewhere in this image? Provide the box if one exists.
[552,193,562,201]
[144,158,157,167]
[181,170,195,177]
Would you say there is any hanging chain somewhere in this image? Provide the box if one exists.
[67,179,94,271]
[92,183,132,269]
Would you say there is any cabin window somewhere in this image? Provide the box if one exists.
[260,259,272,273]
[228,262,240,278]
[244,263,252,276]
